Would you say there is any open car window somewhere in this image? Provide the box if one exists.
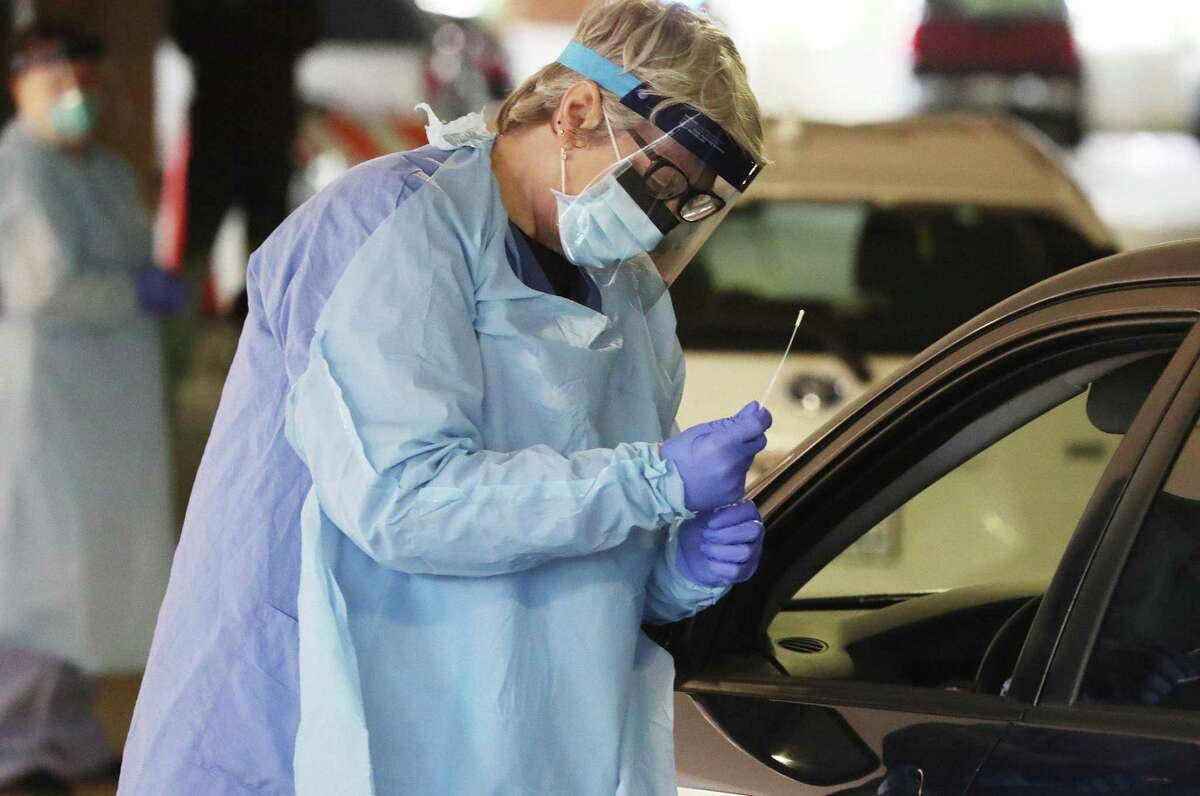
[705,328,1192,701]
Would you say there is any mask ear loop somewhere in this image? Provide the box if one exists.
[560,107,632,197]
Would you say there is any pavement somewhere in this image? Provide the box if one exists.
[1,676,137,796]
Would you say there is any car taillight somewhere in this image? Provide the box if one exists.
[423,62,442,97]
[913,18,1080,75]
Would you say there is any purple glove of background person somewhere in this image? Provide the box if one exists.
[662,401,772,512]
[136,267,190,316]
[676,501,765,588]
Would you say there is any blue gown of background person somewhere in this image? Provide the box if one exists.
[0,117,176,785]
[119,127,725,795]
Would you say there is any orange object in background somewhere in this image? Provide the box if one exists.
[154,130,190,273]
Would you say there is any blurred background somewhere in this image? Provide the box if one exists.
[3,0,1200,793]
[8,0,1200,309]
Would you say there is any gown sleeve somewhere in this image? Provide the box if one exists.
[284,189,693,577]
[642,522,728,625]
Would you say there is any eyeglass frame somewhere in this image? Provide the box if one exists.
[627,130,727,223]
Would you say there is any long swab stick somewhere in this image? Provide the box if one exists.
[760,309,805,411]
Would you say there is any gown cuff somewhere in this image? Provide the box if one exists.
[636,441,695,526]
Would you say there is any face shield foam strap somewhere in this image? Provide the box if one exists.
[556,41,762,193]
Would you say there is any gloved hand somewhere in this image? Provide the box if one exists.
[675,501,765,588]
[662,401,772,513]
[136,267,190,316]
[1086,643,1200,706]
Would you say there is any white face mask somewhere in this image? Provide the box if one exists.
[551,110,665,272]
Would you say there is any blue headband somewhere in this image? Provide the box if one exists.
[555,41,761,192]
[557,41,641,97]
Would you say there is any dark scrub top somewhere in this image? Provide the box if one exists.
[507,222,602,313]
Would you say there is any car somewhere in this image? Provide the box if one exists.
[665,239,1200,794]
[912,0,1085,146]
[673,114,1116,475]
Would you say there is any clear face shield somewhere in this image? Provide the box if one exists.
[555,42,763,286]
[611,115,754,285]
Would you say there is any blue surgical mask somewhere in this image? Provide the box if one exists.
[49,89,100,142]
[552,111,664,273]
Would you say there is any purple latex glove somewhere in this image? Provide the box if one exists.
[1087,643,1200,706]
[676,501,765,588]
[662,401,772,512]
[136,267,190,316]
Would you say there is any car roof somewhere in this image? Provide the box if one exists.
[754,239,1200,499]
[966,237,1200,330]
[899,238,1200,391]
[749,114,1114,250]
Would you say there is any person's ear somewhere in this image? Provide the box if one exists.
[554,80,605,150]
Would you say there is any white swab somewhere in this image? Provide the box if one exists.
[760,309,805,411]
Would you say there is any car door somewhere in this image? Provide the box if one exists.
[967,318,1200,793]
[666,256,1200,795]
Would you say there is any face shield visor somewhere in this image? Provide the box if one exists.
[556,42,762,285]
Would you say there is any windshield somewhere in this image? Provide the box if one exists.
[672,201,1101,355]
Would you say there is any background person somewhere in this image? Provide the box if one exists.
[119,2,769,794]
[0,22,182,791]
[168,0,319,327]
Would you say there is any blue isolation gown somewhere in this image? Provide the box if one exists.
[119,131,725,795]
[0,119,174,673]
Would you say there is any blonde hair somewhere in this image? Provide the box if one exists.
[496,0,765,165]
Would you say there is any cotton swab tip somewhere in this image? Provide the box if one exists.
[760,307,806,411]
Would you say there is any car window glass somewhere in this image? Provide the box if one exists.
[1083,411,1200,713]
[761,352,1175,695]
[672,202,1096,355]
[702,203,866,305]
[799,393,1101,600]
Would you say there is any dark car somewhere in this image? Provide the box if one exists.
[913,0,1084,146]
[667,239,1200,793]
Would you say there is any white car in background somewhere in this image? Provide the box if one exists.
[674,114,1116,484]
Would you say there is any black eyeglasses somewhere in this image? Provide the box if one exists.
[628,131,726,223]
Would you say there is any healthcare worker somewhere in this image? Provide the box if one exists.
[0,23,183,789]
[120,2,769,793]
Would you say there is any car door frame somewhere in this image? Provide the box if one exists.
[668,275,1200,788]
[1009,309,1200,742]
